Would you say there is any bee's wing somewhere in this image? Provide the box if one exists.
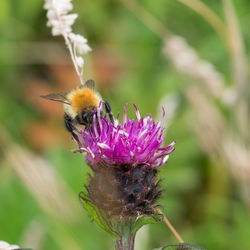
[40,92,71,105]
[84,79,95,90]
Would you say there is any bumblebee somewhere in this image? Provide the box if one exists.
[41,80,114,141]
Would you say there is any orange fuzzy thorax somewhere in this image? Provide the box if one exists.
[71,88,99,113]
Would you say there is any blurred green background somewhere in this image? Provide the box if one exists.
[0,0,250,249]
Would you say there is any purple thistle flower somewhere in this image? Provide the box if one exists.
[76,103,176,218]
[75,103,176,170]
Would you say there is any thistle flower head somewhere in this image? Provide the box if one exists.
[76,104,176,218]
[76,104,175,169]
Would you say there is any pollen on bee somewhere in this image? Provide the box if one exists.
[71,88,99,112]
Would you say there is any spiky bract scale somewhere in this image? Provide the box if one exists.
[87,164,162,218]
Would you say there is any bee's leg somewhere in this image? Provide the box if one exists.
[103,101,114,124]
[79,112,94,135]
[64,114,79,141]
[87,111,94,126]
[86,112,94,133]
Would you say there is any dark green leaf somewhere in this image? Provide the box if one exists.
[131,214,163,235]
[79,192,120,239]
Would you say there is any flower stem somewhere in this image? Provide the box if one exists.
[156,209,184,243]
[114,222,135,250]
[63,33,85,86]
[115,235,135,250]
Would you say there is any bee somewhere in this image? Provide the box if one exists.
[40,79,114,141]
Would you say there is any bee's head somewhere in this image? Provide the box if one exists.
[76,109,98,126]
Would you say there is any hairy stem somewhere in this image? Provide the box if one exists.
[114,222,135,250]
[115,235,135,250]
[63,34,85,85]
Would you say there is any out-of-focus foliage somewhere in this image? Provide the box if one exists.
[0,0,250,250]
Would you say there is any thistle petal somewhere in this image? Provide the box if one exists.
[75,104,175,169]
